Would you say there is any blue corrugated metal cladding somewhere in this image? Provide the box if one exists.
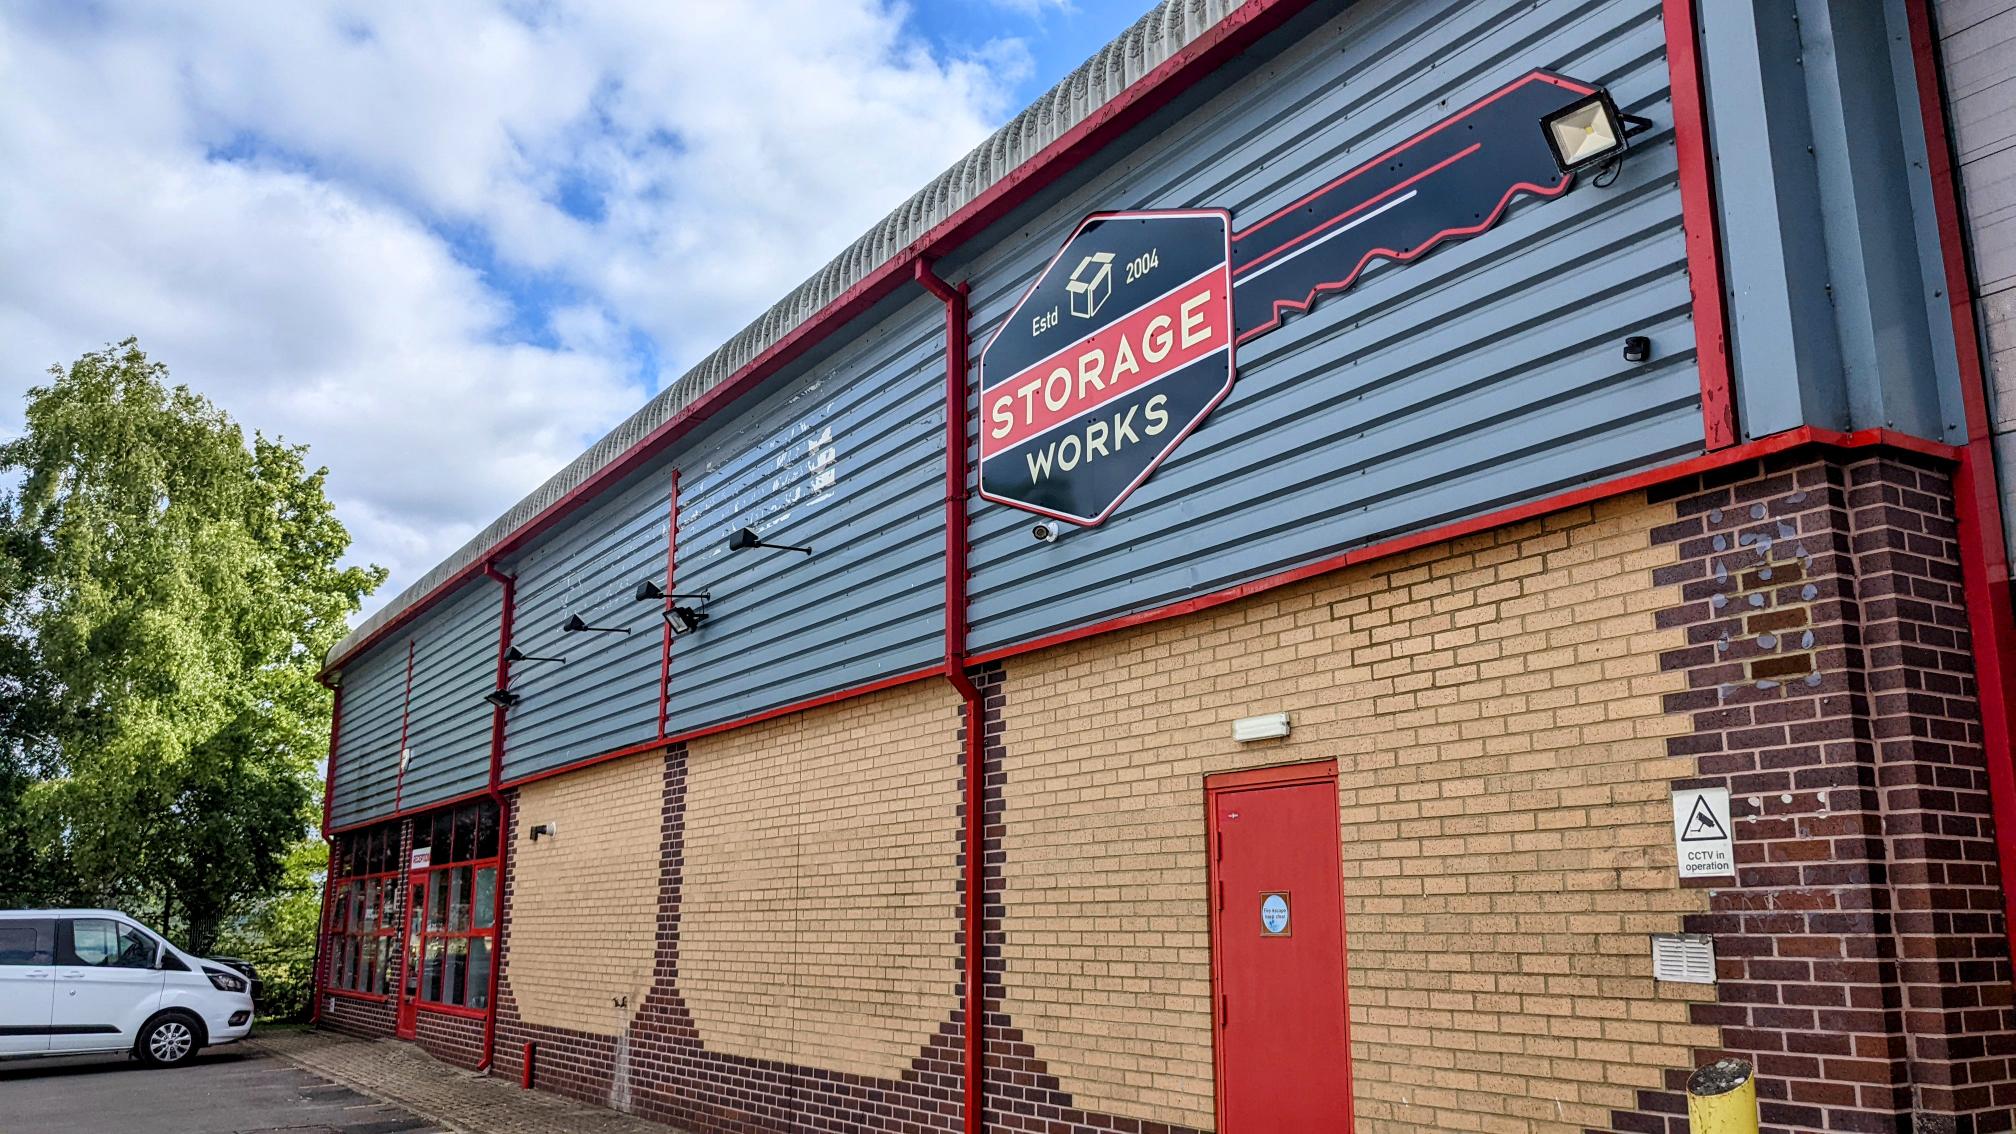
[328,0,1704,824]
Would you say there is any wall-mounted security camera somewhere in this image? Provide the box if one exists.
[529,822,557,842]
[1032,521,1063,544]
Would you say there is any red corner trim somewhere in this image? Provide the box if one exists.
[320,0,1317,678]
[1664,0,1737,449]
[1902,0,2016,970]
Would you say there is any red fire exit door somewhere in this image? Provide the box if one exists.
[1206,760,1352,1132]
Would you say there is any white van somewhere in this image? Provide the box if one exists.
[0,909,254,1067]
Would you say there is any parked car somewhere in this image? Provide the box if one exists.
[0,909,255,1068]
[201,955,265,1005]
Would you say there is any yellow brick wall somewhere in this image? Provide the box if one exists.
[507,751,664,1036]
[997,493,1720,1132]
[680,680,964,1080]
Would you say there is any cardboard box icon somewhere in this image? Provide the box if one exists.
[1066,252,1114,318]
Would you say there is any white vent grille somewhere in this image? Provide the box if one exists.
[1651,933,1717,984]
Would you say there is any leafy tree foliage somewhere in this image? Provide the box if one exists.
[215,838,327,1020]
[0,339,383,953]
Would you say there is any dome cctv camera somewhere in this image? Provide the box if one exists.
[1032,521,1062,543]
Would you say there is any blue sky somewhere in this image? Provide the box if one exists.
[0,0,1156,608]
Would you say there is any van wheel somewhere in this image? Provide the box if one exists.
[136,1012,202,1067]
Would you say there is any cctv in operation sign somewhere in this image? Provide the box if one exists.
[977,209,1234,526]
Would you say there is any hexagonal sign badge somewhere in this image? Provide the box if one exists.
[978,209,1233,526]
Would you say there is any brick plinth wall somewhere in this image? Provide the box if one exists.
[1605,449,2016,1133]
[414,1008,485,1069]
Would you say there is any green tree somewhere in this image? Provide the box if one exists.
[0,338,384,952]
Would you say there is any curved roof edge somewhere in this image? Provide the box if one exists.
[329,0,1254,668]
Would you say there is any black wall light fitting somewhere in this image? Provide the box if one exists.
[483,688,521,709]
[561,613,630,634]
[633,580,711,604]
[505,646,565,664]
[727,526,811,555]
[1539,88,1652,185]
[664,605,710,636]
[1623,336,1652,363]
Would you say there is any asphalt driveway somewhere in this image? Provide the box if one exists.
[0,1046,440,1134]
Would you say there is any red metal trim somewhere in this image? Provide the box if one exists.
[477,561,514,1071]
[326,785,498,836]
[918,258,982,1134]
[1903,0,2016,969]
[320,0,1316,679]
[659,470,680,739]
[1203,758,1338,793]
[1202,758,1351,1132]
[313,676,343,1021]
[321,988,392,1005]
[1663,0,1737,449]
[391,640,416,813]
[416,1000,491,1022]
[967,427,1959,666]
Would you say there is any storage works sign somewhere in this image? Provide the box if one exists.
[978,210,1234,526]
[977,68,1607,526]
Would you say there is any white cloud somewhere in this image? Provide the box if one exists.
[0,1,1020,610]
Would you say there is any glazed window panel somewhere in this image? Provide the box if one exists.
[325,820,401,997]
[410,798,499,1011]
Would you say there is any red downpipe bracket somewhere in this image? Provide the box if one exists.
[477,562,517,1072]
[1903,0,2016,965]
[916,258,983,1134]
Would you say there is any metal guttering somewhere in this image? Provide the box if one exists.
[962,0,1704,654]
[324,0,1312,673]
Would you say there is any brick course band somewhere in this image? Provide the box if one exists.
[1603,450,2016,1134]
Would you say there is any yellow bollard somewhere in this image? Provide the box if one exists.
[1686,1058,1757,1134]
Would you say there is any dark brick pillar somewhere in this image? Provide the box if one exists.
[1603,449,2016,1134]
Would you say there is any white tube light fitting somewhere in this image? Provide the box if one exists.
[1232,712,1291,742]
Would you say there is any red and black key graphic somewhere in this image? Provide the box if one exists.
[977,70,1608,527]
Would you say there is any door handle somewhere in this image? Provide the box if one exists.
[60,972,85,979]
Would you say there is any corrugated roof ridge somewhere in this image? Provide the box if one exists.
[330,0,1246,666]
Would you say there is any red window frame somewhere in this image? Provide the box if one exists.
[325,822,402,1000]
[410,799,500,1017]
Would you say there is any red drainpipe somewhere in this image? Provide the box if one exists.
[476,561,517,1071]
[915,258,982,1134]
[312,674,343,1025]
[1904,0,2016,960]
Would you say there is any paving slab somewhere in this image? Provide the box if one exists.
[248,1030,679,1134]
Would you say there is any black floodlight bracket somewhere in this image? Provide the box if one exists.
[728,526,811,555]
[483,688,521,709]
[561,612,630,634]
[634,579,711,605]
[506,646,565,664]
[663,605,711,635]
